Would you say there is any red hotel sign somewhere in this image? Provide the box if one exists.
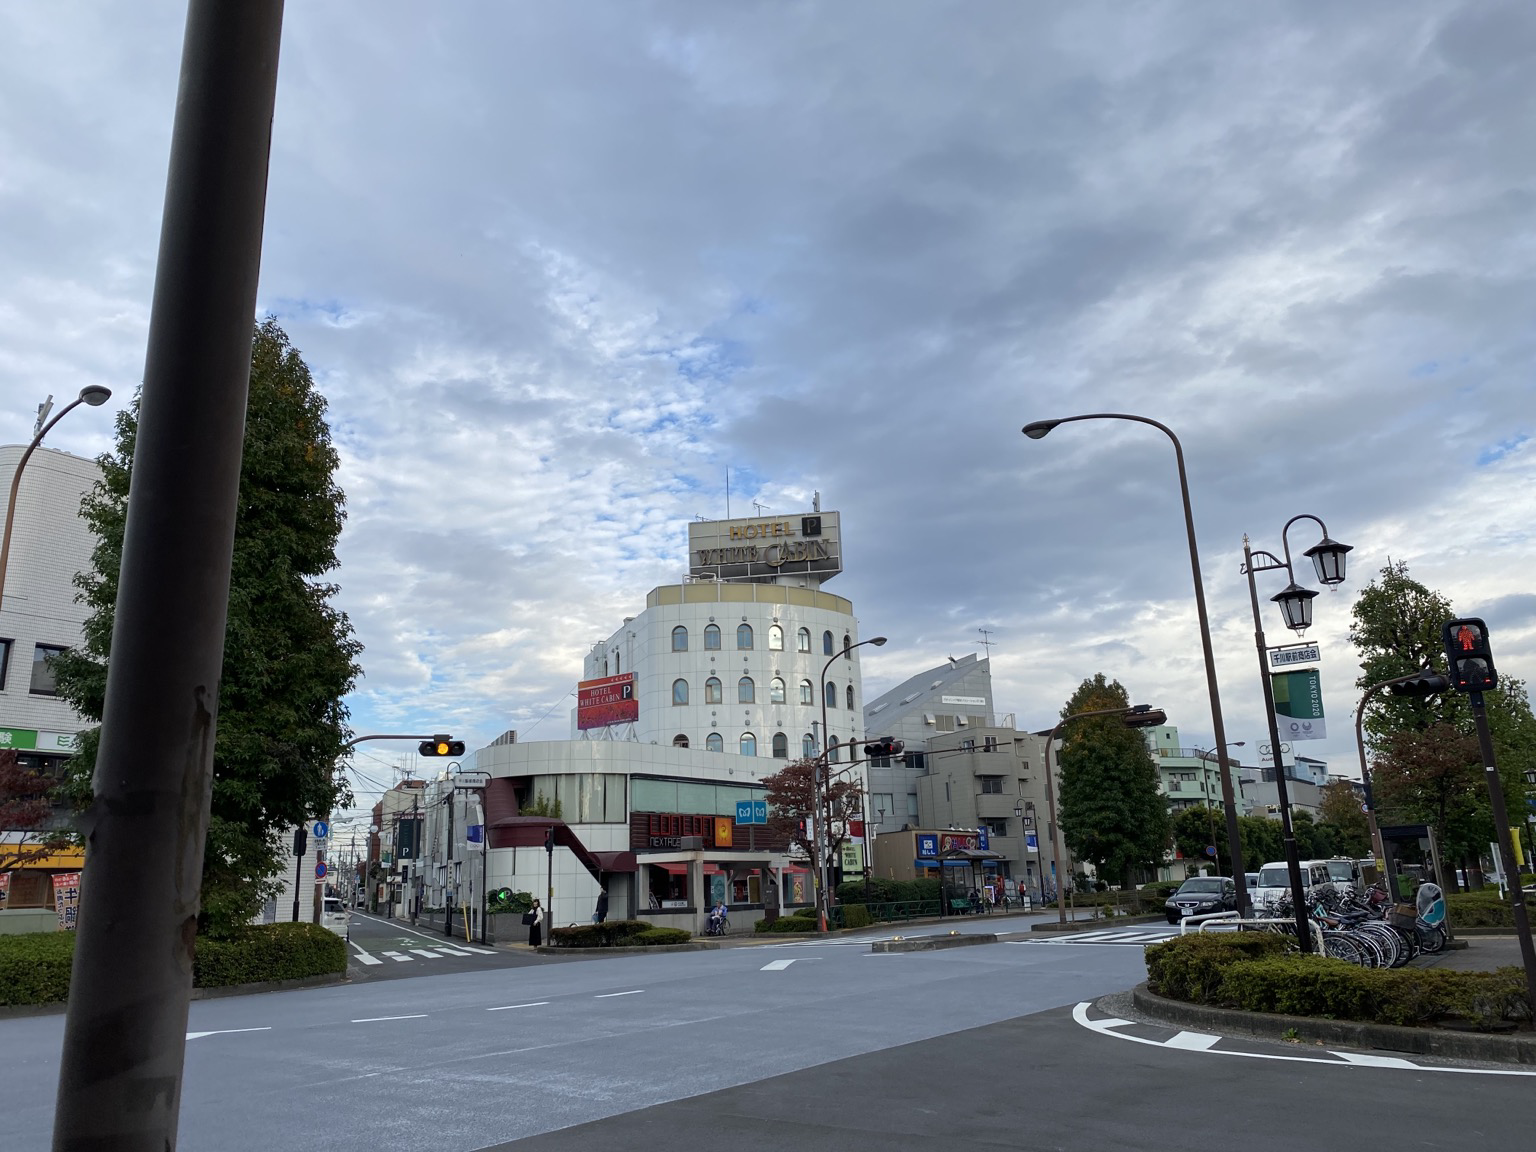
[577,673,638,731]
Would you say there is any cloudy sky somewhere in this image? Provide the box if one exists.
[3,2,1533,804]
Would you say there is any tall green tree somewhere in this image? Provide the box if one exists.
[1316,779,1372,860]
[1056,674,1170,889]
[53,318,362,935]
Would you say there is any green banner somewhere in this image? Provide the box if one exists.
[0,728,39,751]
[1272,668,1326,741]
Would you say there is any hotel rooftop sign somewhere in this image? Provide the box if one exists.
[688,511,842,583]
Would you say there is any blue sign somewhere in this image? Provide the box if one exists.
[736,801,752,824]
[977,829,990,850]
[917,833,939,859]
[736,800,769,826]
[314,861,328,880]
[752,800,767,824]
[1205,845,1218,857]
[312,820,329,839]
[1025,832,1039,852]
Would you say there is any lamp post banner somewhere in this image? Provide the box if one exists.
[1272,668,1326,740]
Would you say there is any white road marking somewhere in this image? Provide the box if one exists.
[487,1002,550,1012]
[1333,1052,1419,1068]
[435,945,475,956]
[350,943,384,966]
[382,951,411,962]
[186,1027,272,1040]
[352,1014,428,1023]
[1165,1030,1221,1051]
[1071,1003,1536,1076]
[409,948,443,959]
[761,959,800,970]
[458,945,498,954]
[595,989,644,998]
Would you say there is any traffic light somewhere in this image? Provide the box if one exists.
[292,828,307,857]
[1442,618,1497,693]
[1387,669,1450,697]
[543,827,554,853]
[418,734,466,757]
[861,737,905,759]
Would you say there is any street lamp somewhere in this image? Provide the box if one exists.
[1241,514,1351,952]
[0,385,113,613]
[1040,703,1167,925]
[814,634,887,931]
[1194,742,1245,878]
[1023,413,1248,918]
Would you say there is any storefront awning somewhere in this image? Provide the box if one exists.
[593,850,637,873]
[648,861,688,875]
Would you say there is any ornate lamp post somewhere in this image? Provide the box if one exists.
[1241,514,1351,951]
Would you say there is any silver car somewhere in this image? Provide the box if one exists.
[321,896,351,940]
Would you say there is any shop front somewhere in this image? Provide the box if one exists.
[631,810,806,932]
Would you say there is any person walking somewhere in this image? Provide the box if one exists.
[527,898,545,947]
[594,887,609,924]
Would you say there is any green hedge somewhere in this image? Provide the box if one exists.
[841,904,872,930]
[755,917,819,933]
[0,924,346,1007]
[1145,933,1531,1030]
[633,927,692,946]
[835,877,942,906]
[791,905,819,918]
[548,919,667,947]
[1445,891,1515,928]
[0,931,75,1006]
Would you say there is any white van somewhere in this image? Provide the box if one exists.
[1252,859,1336,913]
[1323,857,1363,896]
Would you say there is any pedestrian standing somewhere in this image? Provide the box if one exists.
[527,898,544,947]
[594,887,609,924]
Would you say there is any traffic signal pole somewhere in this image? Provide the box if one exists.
[51,5,285,1148]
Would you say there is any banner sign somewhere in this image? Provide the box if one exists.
[1268,643,1321,670]
[917,833,940,858]
[0,872,9,902]
[53,872,81,931]
[840,841,864,871]
[937,829,991,853]
[577,673,638,730]
[1025,832,1038,854]
[1272,668,1326,741]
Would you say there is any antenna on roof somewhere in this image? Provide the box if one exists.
[813,490,821,513]
[977,628,995,657]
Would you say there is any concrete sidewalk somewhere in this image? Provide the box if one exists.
[1418,934,1525,972]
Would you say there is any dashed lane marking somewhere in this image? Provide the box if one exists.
[351,1014,428,1024]
[186,1027,272,1040]
[594,990,644,998]
[487,1002,550,1012]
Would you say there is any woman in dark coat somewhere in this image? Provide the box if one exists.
[528,899,544,947]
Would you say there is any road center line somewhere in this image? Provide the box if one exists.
[594,990,644,998]
[351,1014,429,1023]
[487,1002,550,1012]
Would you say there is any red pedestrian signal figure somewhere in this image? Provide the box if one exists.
[1443,618,1497,693]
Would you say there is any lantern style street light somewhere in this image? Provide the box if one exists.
[1023,413,1248,917]
[1241,514,1351,951]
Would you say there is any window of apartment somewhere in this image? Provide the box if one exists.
[704,624,721,650]
[673,734,689,748]
[799,679,813,705]
[30,644,66,696]
[983,735,998,752]
[0,639,11,690]
[671,625,688,652]
[797,627,811,653]
[672,678,689,705]
[843,632,851,656]
[772,732,788,759]
[907,793,920,818]
[828,735,839,762]
[825,680,837,708]
[738,676,755,704]
[979,776,1004,794]
[873,793,895,819]
[823,630,835,656]
[706,733,723,752]
[737,623,753,650]
[770,677,786,704]
[845,684,854,711]
[960,738,975,752]
[906,751,927,773]
[982,818,1010,838]
[740,732,757,756]
[935,715,956,733]
[705,676,723,704]
[802,732,817,758]
[768,625,784,651]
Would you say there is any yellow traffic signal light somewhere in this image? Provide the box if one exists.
[418,735,466,757]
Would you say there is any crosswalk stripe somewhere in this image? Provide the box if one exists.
[435,945,475,956]
[458,945,497,954]
[350,945,384,966]
[409,948,443,959]
[382,950,411,961]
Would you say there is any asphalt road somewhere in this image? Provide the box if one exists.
[344,910,556,982]
[4,919,1530,1150]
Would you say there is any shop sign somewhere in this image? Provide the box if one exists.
[634,812,742,851]
[938,830,990,853]
[840,842,864,871]
[688,512,843,583]
[0,727,38,751]
[917,833,939,858]
[53,872,81,931]
[577,673,638,730]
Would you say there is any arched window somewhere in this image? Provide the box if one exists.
[672,625,688,652]
[704,624,721,650]
[705,676,723,704]
[672,678,689,705]
[846,684,855,711]
[799,679,814,705]
[769,624,784,651]
[615,651,621,674]
[603,659,609,676]
[797,628,811,653]
[843,632,851,656]
[823,630,834,656]
[738,676,755,704]
[706,733,723,752]
[772,732,789,759]
[737,623,754,650]
[673,734,689,748]
[740,732,757,757]
[825,681,837,708]
[770,677,786,704]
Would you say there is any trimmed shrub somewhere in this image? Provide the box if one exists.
[633,927,692,946]
[791,905,818,919]
[193,923,347,988]
[1143,933,1291,1002]
[841,904,872,930]
[755,917,819,933]
[547,919,661,948]
[1139,880,1184,898]
[1445,891,1515,928]
[0,931,76,1006]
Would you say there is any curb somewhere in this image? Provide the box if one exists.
[0,970,349,1018]
[1130,982,1536,1066]
[871,933,998,953]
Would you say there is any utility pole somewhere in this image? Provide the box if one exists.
[51,5,286,1149]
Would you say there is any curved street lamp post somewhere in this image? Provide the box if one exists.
[1354,670,1449,872]
[0,385,113,614]
[815,635,887,931]
[1193,742,1246,876]
[1241,514,1352,952]
[1041,704,1167,925]
[1023,414,1248,918]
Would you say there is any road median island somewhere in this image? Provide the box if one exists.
[870,932,999,953]
[1138,934,1533,1061]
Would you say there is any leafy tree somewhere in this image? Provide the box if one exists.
[1372,723,1485,876]
[52,318,362,935]
[1236,814,1284,873]
[0,750,74,872]
[521,793,565,818]
[1171,805,1227,873]
[1317,779,1372,859]
[1056,674,1171,888]
[759,757,862,895]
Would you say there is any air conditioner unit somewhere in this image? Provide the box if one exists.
[923,713,935,724]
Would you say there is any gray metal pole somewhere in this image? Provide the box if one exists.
[51,4,285,1148]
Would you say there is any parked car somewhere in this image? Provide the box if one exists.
[321,896,351,940]
[1324,857,1363,896]
[1251,859,1337,913]
[1164,876,1237,924]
